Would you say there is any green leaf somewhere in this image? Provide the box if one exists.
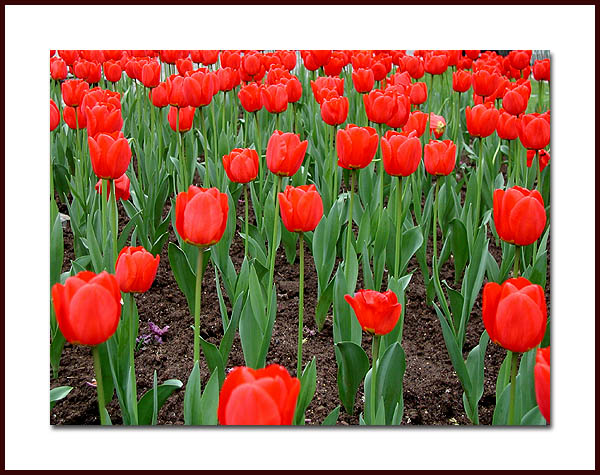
[168,242,197,315]
[50,386,73,410]
[450,218,468,283]
[199,369,219,425]
[84,217,103,273]
[50,213,64,287]
[334,341,370,415]
[184,362,202,425]
[376,342,406,425]
[50,328,66,379]
[199,337,225,388]
[314,278,334,332]
[137,378,183,425]
[322,405,340,425]
[496,352,512,406]
[219,293,243,364]
[463,331,489,423]
[293,357,317,425]
[520,405,547,426]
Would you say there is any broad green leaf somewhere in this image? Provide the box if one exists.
[199,369,219,425]
[183,362,202,425]
[463,331,489,423]
[168,242,196,315]
[50,386,73,410]
[335,341,369,415]
[293,357,317,425]
[199,337,225,387]
[322,405,340,425]
[520,405,547,426]
[137,378,183,426]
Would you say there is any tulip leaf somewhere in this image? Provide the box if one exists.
[520,406,546,426]
[361,241,375,291]
[184,362,203,426]
[281,226,299,265]
[50,386,73,410]
[293,357,317,425]
[137,378,183,426]
[376,342,406,425]
[485,249,500,284]
[495,352,512,406]
[239,296,262,369]
[199,337,225,388]
[168,242,196,315]
[450,218,468,283]
[399,225,423,276]
[335,341,369,415]
[50,213,64,288]
[219,293,243,364]
[199,369,219,425]
[322,405,340,426]
[462,331,489,423]
[50,327,66,379]
[516,348,538,417]
[314,278,334,332]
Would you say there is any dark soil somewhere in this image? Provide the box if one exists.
[50,171,550,426]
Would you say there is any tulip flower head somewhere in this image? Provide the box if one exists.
[88,131,131,180]
[238,82,263,113]
[493,186,546,246]
[533,59,550,82]
[167,106,195,132]
[526,149,550,171]
[320,94,349,126]
[496,109,519,140]
[517,113,551,150]
[345,289,403,335]
[62,79,90,107]
[218,364,301,425]
[222,148,259,183]
[50,99,60,131]
[424,140,456,176]
[266,130,308,177]
[429,113,446,139]
[278,185,324,233]
[51,271,122,346]
[115,246,160,294]
[381,130,422,177]
[465,103,500,138]
[403,110,428,137]
[482,277,547,353]
[175,186,229,247]
[95,173,131,202]
[534,346,550,423]
[336,124,379,170]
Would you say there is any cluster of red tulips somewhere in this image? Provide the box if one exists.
[50,49,550,426]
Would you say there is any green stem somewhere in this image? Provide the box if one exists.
[267,176,283,296]
[330,124,336,207]
[243,183,249,259]
[210,100,219,185]
[345,169,355,275]
[200,107,209,187]
[537,80,543,113]
[475,137,484,225]
[536,150,542,190]
[370,334,381,424]
[110,180,118,268]
[254,112,263,194]
[193,248,204,364]
[378,123,384,209]
[394,176,403,277]
[276,113,280,132]
[432,178,440,266]
[129,294,136,374]
[513,245,520,278]
[507,351,520,425]
[297,233,305,377]
[101,179,108,250]
[92,346,109,425]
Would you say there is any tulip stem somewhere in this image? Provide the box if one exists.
[243,183,249,259]
[210,101,219,185]
[254,112,263,194]
[507,351,520,425]
[432,178,440,267]
[297,233,305,378]
[129,294,137,376]
[475,137,484,225]
[200,107,209,187]
[276,113,280,132]
[345,169,355,275]
[330,124,336,207]
[513,245,521,278]
[267,176,283,299]
[101,179,108,250]
[378,123,384,210]
[110,180,118,269]
[370,334,381,425]
[394,176,403,277]
[92,345,109,425]
[536,150,542,190]
[194,247,205,364]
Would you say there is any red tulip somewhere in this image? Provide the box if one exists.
[150,82,169,108]
[508,50,532,71]
[266,130,308,177]
[465,50,480,60]
[176,57,194,77]
[220,50,241,70]
[50,99,60,131]
[141,61,161,88]
[403,55,425,79]
[320,94,349,126]
[261,83,288,114]
[472,69,500,98]
[167,106,195,132]
[502,85,530,116]
[63,106,87,130]
[51,271,121,346]
[345,289,402,335]
[58,49,79,66]
[351,51,373,70]
[95,173,131,201]
[335,124,378,170]
[62,79,89,107]
[85,102,123,137]
[424,140,456,176]
[88,131,131,180]
[493,186,546,246]
[218,364,301,425]
[465,103,499,138]
[452,69,472,93]
[283,76,302,103]
[217,67,240,92]
[457,55,473,70]
[278,185,324,233]
[103,60,123,83]
[402,110,428,137]
[496,109,519,140]
[363,90,395,124]
[517,113,550,150]
[429,113,446,139]
[50,57,68,80]
[482,277,547,353]
[386,71,412,89]
[534,346,550,423]
[277,50,297,71]
[533,59,550,82]
[86,62,102,84]
[241,51,263,77]
[311,76,345,104]
[193,50,219,66]
[424,52,448,75]
[407,82,428,106]
[323,52,346,77]
[115,246,160,294]
[222,148,259,183]
[166,74,188,108]
[183,71,216,108]
[385,93,410,129]
[526,149,550,171]
[175,186,229,247]
[381,130,422,177]
[238,82,262,113]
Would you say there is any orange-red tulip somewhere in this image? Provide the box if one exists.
[166,74,188,108]
[88,131,131,180]
[403,110,428,137]
[345,289,402,335]
[407,82,428,106]
[278,185,324,233]
[63,106,87,130]
[220,50,241,70]
[403,55,425,79]
[282,76,302,104]
[363,90,395,124]
[238,82,262,113]
[103,60,123,83]
[482,277,547,353]
[50,99,60,131]
[429,113,446,139]
[336,124,379,170]
[222,148,259,183]
[320,94,349,126]
[176,57,194,77]
[141,61,161,88]
[381,130,422,177]
[218,364,301,425]
[183,71,217,108]
[502,84,530,116]
[217,67,240,92]
[465,103,499,138]
[95,173,131,201]
[452,69,471,93]
[424,52,448,75]
[175,186,229,247]
[517,113,550,150]
[115,246,160,294]
[261,83,288,114]
[424,140,456,176]
[311,76,345,104]
[51,271,121,346]
[50,57,68,80]
[385,93,410,129]
[266,130,308,177]
[62,79,89,107]
[534,346,550,423]
[167,106,195,132]
[526,149,550,171]
[58,49,79,66]
[533,59,550,82]
[508,50,532,71]
[85,102,123,137]
[472,69,500,98]
[150,82,169,108]
[496,109,519,140]
[493,186,546,246]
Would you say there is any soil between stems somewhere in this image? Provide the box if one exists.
[50,165,550,426]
